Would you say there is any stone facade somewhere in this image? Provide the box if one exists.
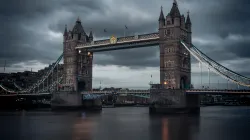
[62,18,93,92]
[159,1,192,89]
[149,84,200,114]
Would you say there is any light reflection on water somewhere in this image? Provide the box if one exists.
[0,106,250,140]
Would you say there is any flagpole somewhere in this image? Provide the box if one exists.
[124,25,128,38]
[4,60,6,73]
[151,74,153,84]
[124,27,125,38]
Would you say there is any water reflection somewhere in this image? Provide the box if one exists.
[72,111,101,140]
[72,116,93,140]
[162,118,169,140]
[150,115,200,140]
[1,107,250,140]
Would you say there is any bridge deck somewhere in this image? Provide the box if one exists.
[75,33,159,52]
[1,89,250,96]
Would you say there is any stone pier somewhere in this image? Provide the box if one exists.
[149,85,200,114]
[51,91,102,110]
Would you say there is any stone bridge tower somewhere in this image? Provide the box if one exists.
[159,0,192,89]
[63,18,93,92]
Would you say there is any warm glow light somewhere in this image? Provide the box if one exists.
[164,81,167,85]
[88,52,91,56]
[79,50,81,53]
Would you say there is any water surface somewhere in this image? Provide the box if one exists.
[1,106,250,140]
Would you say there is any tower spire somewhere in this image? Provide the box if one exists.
[76,16,81,23]
[174,0,177,5]
[63,25,67,36]
[89,28,93,41]
[158,6,165,21]
[186,10,191,25]
[170,0,181,17]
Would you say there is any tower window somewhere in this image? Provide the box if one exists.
[167,21,170,25]
[164,29,171,36]
[167,29,170,35]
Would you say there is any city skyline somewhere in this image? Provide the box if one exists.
[1,0,250,89]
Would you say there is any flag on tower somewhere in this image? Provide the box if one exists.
[104,29,107,32]
[125,25,128,29]
[151,74,152,78]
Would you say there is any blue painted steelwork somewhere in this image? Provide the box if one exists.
[82,92,151,100]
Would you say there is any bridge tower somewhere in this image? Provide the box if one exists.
[63,18,93,92]
[159,0,192,89]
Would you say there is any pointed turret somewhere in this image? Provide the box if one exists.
[159,6,165,28]
[186,11,191,25]
[181,14,185,28]
[72,17,87,41]
[89,29,93,42]
[76,16,81,23]
[63,25,68,36]
[159,6,165,21]
[185,11,192,44]
[72,17,86,35]
[170,0,181,17]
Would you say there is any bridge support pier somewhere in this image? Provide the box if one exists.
[149,89,200,114]
[51,91,102,110]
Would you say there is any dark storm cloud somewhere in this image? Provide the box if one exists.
[94,46,159,69]
[0,0,250,72]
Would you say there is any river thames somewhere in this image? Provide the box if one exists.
[1,106,250,140]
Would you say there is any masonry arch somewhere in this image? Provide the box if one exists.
[78,81,86,92]
[180,76,188,89]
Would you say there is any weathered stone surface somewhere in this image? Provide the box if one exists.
[51,91,102,110]
[159,1,192,89]
[51,91,82,107]
[149,87,200,114]
[150,89,186,108]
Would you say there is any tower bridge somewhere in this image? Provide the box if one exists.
[1,0,250,113]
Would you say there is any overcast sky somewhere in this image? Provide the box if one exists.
[0,0,250,89]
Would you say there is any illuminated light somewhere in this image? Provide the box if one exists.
[164,81,168,85]
[78,50,81,53]
[88,52,91,56]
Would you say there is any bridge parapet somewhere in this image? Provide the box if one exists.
[81,91,113,94]
[186,89,250,94]
[76,33,159,48]
[117,90,150,94]
[81,90,150,94]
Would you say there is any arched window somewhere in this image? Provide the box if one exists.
[167,21,171,25]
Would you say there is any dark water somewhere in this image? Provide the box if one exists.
[1,106,250,140]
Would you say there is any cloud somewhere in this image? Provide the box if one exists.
[1,0,250,88]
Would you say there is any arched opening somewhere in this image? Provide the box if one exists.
[180,76,188,89]
[182,57,189,68]
[78,81,86,92]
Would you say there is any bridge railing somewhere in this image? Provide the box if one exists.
[81,90,150,94]
[187,89,250,93]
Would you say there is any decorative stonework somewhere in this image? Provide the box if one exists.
[63,19,93,92]
[159,1,192,89]
[110,35,117,44]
